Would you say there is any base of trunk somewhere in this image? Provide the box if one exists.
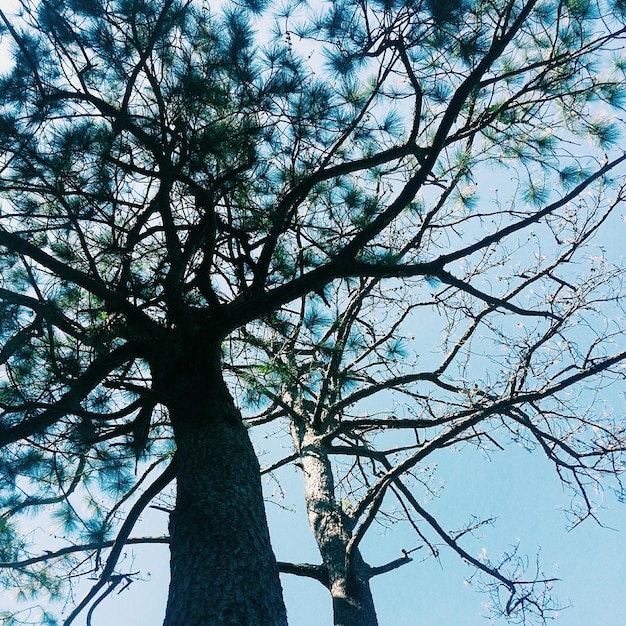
[332,570,378,626]
[296,425,378,626]
[161,352,287,626]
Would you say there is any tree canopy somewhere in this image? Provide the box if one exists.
[0,0,625,624]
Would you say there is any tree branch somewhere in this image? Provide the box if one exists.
[0,342,140,447]
[368,554,413,578]
[0,536,170,569]
[277,561,328,586]
[62,459,176,626]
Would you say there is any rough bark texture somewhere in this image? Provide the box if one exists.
[159,338,287,626]
[295,424,378,626]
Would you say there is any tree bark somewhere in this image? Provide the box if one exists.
[294,424,378,626]
[159,338,287,626]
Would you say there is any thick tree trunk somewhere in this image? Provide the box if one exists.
[295,424,378,626]
[158,340,287,626]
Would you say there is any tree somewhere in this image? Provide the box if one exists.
[0,0,625,625]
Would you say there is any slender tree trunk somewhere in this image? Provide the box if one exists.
[158,338,287,626]
[294,424,378,626]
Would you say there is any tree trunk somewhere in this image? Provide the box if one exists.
[158,339,287,626]
[295,424,378,626]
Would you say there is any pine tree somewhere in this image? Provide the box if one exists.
[0,1,625,625]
